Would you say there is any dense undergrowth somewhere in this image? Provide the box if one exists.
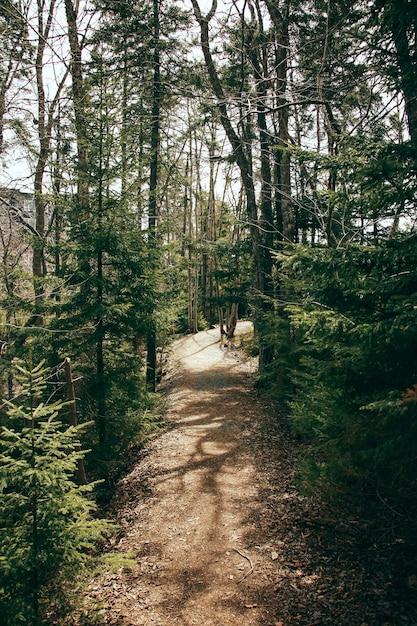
[257,235,417,510]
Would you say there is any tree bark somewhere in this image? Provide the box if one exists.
[64,358,87,485]
[64,0,90,215]
[266,0,294,244]
[32,0,57,325]
[385,0,417,150]
[245,16,274,292]
[146,0,161,392]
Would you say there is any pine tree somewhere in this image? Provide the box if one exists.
[0,359,115,625]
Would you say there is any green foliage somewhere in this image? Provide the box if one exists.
[289,136,417,244]
[88,397,163,495]
[0,359,115,625]
[40,184,159,464]
[254,310,298,398]
[267,237,417,499]
[209,237,253,316]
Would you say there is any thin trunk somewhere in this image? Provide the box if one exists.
[275,15,293,244]
[136,97,145,224]
[216,265,225,336]
[96,255,106,442]
[121,51,129,201]
[264,0,294,243]
[53,115,62,300]
[387,2,417,150]
[205,139,217,323]
[64,0,90,215]
[146,0,161,392]
[182,155,189,258]
[96,63,106,442]
[317,1,339,247]
[32,0,57,325]
[187,132,194,332]
[194,174,199,334]
[30,400,40,625]
[64,358,87,485]
[0,87,5,155]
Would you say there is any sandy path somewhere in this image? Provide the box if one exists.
[91,323,274,625]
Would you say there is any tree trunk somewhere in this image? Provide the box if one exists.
[146,0,161,392]
[269,1,294,244]
[191,1,273,363]
[226,302,238,339]
[246,20,274,294]
[64,0,90,215]
[32,0,58,325]
[64,358,87,485]
[386,1,417,150]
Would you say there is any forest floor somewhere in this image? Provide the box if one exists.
[83,322,417,626]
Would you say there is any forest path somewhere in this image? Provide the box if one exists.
[85,323,415,626]
[88,322,289,625]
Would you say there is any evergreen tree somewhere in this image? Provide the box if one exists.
[0,358,115,625]
[272,237,417,501]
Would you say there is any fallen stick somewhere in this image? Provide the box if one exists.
[232,548,254,583]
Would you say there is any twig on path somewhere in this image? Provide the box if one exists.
[232,548,254,583]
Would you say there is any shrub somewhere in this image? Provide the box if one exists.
[269,237,417,501]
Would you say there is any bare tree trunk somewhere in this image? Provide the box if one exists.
[146,0,161,392]
[64,0,90,215]
[245,12,275,295]
[96,154,106,443]
[191,1,263,283]
[52,108,62,299]
[315,1,339,247]
[64,358,87,485]
[268,0,294,244]
[0,87,6,155]
[32,0,58,325]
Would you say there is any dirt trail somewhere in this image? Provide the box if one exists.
[89,323,280,625]
[86,323,417,626]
